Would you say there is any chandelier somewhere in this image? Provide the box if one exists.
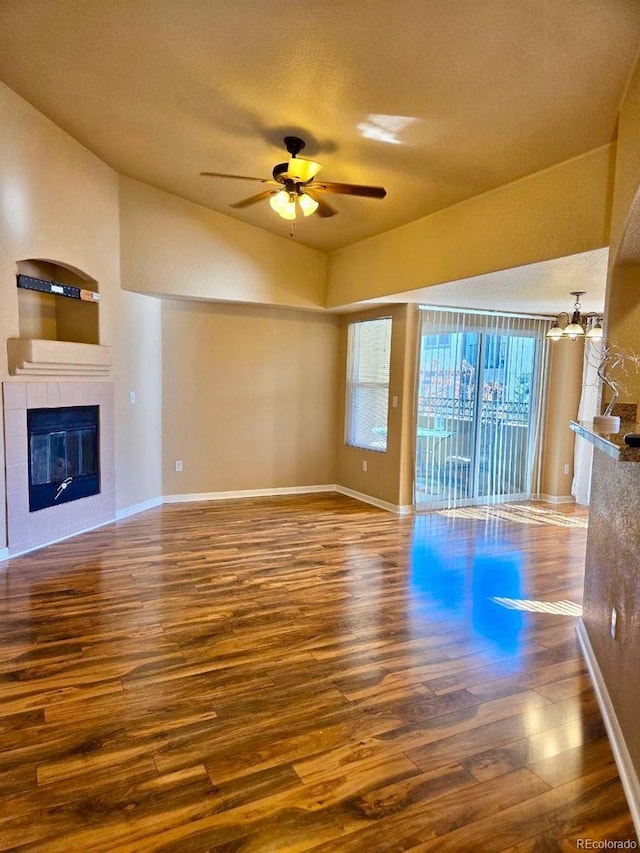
[546,291,603,341]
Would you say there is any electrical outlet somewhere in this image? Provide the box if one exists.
[175,460,183,472]
[362,460,367,472]
[611,607,618,639]
[129,391,136,405]
[392,395,398,408]
[564,463,570,475]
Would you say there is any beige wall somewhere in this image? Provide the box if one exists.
[540,340,584,498]
[119,177,327,310]
[582,54,640,795]
[609,60,640,264]
[162,300,339,495]
[0,82,163,527]
[112,289,163,511]
[605,263,640,406]
[327,145,614,308]
[336,304,416,509]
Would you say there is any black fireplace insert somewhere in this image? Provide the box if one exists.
[27,405,100,512]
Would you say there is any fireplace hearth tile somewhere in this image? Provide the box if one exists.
[101,426,114,452]
[101,467,115,493]
[29,513,51,544]
[7,488,28,517]
[97,384,111,406]
[4,408,26,438]
[7,519,29,551]
[6,436,27,467]
[47,384,61,408]
[6,463,26,493]
[59,384,78,405]
[7,502,28,546]
[3,383,26,410]
[26,382,48,409]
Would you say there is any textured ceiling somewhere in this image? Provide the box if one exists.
[0,1,639,253]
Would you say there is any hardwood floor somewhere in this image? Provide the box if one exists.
[0,494,636,851]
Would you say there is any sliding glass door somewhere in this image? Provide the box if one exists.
[415,308,548,510]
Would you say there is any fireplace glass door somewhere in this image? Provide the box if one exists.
[28,405,100,511]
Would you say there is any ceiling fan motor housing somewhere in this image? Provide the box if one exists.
[273,137,309,185]
[284,136,306,157]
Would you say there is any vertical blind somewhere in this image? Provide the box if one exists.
[416,306,550,510]
[346,317,392,451]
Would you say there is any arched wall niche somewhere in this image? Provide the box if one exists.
[16,258,99,344]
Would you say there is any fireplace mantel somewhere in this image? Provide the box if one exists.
[7,338,112,377]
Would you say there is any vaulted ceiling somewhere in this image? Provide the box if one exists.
[0,0,639,256]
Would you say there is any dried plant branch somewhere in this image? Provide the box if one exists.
[586,341,640,417]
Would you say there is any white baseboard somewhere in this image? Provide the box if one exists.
[7,518,115,560]
[576,619,640,836]
[537,493,576,505]
[334,485,413,515]
[163,484,411,515]
[116,497,163,520]
[1,486,410,559]
[163,484,337,504]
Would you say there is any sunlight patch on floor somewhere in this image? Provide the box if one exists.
[437,504,588,528]
[491,597,583,616]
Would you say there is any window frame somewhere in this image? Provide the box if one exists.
[345,316,393,453]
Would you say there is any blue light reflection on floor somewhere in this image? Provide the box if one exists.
[410,514,524,653]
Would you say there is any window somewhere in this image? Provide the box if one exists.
[346,317,392,451]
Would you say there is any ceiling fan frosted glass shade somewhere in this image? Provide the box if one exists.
[287,157,322,182]
[298,193,319,217]
[270,190,296,220]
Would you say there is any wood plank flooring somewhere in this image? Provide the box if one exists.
[0,494,636,851]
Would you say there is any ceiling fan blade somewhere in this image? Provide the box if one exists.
[304,190,338,218]
[200,171,275,183]
[230,190,277,209]
[307,181,387,199]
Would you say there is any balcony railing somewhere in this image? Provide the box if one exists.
[418,396,530,425]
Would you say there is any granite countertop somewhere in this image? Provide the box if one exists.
[570,420,640,462]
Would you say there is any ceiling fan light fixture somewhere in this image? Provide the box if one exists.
[287,157,322,182]
[298,192,319,217]
[202,136,385,222]
[270,190,296,220]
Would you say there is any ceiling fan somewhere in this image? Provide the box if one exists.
[200,136,387,220]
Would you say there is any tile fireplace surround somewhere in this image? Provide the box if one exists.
[3,382,115,556]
